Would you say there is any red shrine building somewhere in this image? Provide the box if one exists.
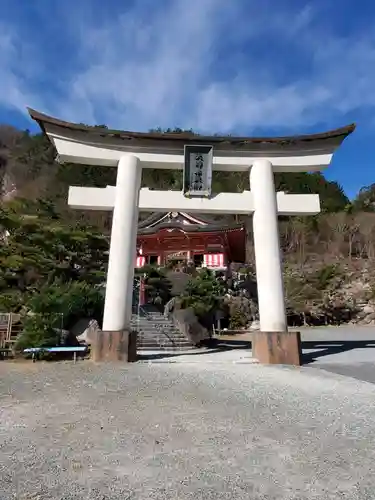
[135,211,246,270]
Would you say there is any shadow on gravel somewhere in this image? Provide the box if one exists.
[138,339,375,365]
[137,339,251,361]
[302,340,375,364]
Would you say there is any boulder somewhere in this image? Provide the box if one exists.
[70,318,100,345]
[363,304,375,315]
[248,320,260,331]
[172,308,209,345]
[59,329,79,347]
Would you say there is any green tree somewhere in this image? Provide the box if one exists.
[275,172,349,212]
[15,280,104,350]
[180,269,226,318]
[0,200,108,312]
[136,265,172,307]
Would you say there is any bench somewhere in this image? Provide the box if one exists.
[0,347,12,359]
[23,346,88,363]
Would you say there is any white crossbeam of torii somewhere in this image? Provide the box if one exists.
[68,185,320,215]
[28,108,355,364]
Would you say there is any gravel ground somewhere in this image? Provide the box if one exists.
[217,326,375,384]
[1,360,375,499]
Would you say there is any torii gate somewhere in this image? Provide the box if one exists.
[28,108,354,365]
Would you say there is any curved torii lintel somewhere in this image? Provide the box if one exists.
[27,107,355,172]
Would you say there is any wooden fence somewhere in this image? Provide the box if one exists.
[0,313,22,351]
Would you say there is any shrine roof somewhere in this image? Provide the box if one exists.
[139,211,215,228]
[137,211,244,235]
[28,108,355,153]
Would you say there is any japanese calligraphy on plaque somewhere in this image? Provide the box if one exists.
[183,145,213,197]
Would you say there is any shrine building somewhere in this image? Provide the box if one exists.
[135,211,246,270]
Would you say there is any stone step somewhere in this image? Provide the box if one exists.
[137,346,194,352]
[138,339,191,343]
[131,317,171,321]
[131,322,177,329]
[134,327,184,334]
[137,338,192,344]
[138,337,189,343]
[137,337,192,344]
[136,330,186,336]
[138,338,189,344]
[135,323,180,329]
[137,330,191,337]
[138,345,193,350]
[136,326,183,331]
[137,339,191,345]
[138,347,193,352]
[131,311,191,350]
[134,326,180,333]
[132,315,170,319]
[138,338,189,343]
[132,313,169,318]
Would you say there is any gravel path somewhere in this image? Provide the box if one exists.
[1,360,375,499]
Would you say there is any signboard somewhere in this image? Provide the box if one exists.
[165,251,189,260]
[183,145,213,197]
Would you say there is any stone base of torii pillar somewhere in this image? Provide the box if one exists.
[251,331,302,365]
[91,330,137,363]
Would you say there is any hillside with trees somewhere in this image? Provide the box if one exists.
[1,125,375,346]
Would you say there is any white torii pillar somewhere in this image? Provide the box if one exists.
[249,160,301,364]
[93,155,141,361]
[250,160,286,332]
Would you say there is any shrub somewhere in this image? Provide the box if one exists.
[136,265,172,307]
[229,306,247,330]
[25,280,104,329]
[15,280,104,350]
[15,313,62,351]
[180,269,226,319]
[0,289,24,312]
[313,264,342,290]
[225,296,256,330]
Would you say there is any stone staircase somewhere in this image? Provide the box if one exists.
[131,304,194,351]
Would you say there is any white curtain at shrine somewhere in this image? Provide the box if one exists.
[203,253,225,269]
[135,256,146,268]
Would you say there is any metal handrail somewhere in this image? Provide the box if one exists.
[135,305,180,346]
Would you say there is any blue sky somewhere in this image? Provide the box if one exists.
[0,0,374,199]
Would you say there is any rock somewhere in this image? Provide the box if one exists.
[363,305,375,315]
[59,329,79,347]
[172,308,209,345]
[356,310,368,320]
[356,300,367,306]
[249,320,260,331]
[70,318,100,345]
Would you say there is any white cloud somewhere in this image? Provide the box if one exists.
[1,0,375,134]
[0,28,36,114]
